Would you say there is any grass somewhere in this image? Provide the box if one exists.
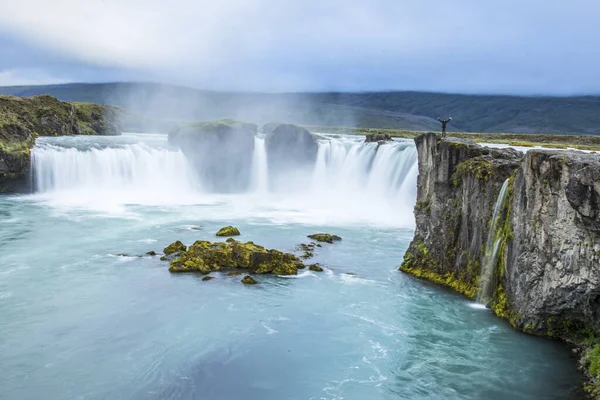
[306,125,600,152]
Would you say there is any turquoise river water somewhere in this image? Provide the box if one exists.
[0,133,581,399]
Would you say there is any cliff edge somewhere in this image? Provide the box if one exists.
[401,132,600,396]
[0,94,123,192]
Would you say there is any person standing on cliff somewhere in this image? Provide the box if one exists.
[438,117,452,137]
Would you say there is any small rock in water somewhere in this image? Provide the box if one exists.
[307,233,342,244]
[146,251,157,256]
[202,276,214,281]
[242,275,258,285]
[308,264,324,272]
[227,271,242,276]
[216,226,241,237]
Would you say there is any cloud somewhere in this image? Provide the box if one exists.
[0,69,70,86]
[0,0,599,94]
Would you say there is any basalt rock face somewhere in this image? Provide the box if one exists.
[401,132,522,298]
[0,94,123,192]
[402,132,600,395]
[169,119,257,192]
[507,150,600,334]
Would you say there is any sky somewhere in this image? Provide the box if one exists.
[0,0,598,95]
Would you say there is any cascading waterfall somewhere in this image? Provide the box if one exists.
[29,133,418,226]
[250,136,268,193]
[477,179,510,305]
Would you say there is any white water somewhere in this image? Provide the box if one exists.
[477,179,510,304]
[250,136,268,193]
[30,133,418,228]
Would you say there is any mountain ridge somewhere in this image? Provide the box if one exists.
[1,82,598,134]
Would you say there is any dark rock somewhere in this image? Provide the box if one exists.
[365,132,392,143]
[226,271,242,276]
[168,119,257,192]
[308,233,342,243]
[146,251,157,256]
[241,275,258,285]
[308,264,324,272]
[265,123,318,170]
[202,276,214,281]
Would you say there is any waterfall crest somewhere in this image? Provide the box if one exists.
[30,133,418,227]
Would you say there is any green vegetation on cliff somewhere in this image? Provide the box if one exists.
[0,94,123,192]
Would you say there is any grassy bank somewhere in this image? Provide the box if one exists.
[307,126,600,152]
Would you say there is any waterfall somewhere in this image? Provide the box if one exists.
[250,136,268,193]
[477,179,510,305]
[29,133,419,227]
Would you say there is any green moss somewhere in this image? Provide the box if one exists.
[216,226,241,237]
[452,158,493,186]
[308,233,342,243]
[400,240,477,299]
[415,200,431,212]
[163,240,186,255]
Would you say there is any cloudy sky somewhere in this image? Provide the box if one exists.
[0,0,598,94]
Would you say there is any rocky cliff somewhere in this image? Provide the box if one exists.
[0,94,123,192]
[401,132,600,396]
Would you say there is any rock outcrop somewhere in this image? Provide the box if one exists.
[166,238,304,276]
[365,132,392,143]
[308,233,342,244]
[264,123,318,170]
[168,119,257,192]
[0,94,123,192]
[401,132,600,395]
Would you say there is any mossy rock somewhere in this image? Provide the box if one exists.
[164,240,187,255]
[227,271,242,276]
[165,238,302,276]
[202,276,214,281]
[146,251,157,256]
[242,275,258,285]
[307,233,342,244]
[308,264,324,272]
[248,250,302,275]
[216,226,241,237]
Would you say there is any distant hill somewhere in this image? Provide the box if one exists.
[1,82,598,134]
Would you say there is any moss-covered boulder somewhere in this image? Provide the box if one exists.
[0,94,123,192]
[308,264,324,272]
[216,226,241,237]
[307,233,342,243]
[163,240,187,255]
[146,251,157,256]
[365,132,392,143]
[242,275,258,285]
[165,238,302,276]
[168,119,257,192]
[248,249,303,275]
